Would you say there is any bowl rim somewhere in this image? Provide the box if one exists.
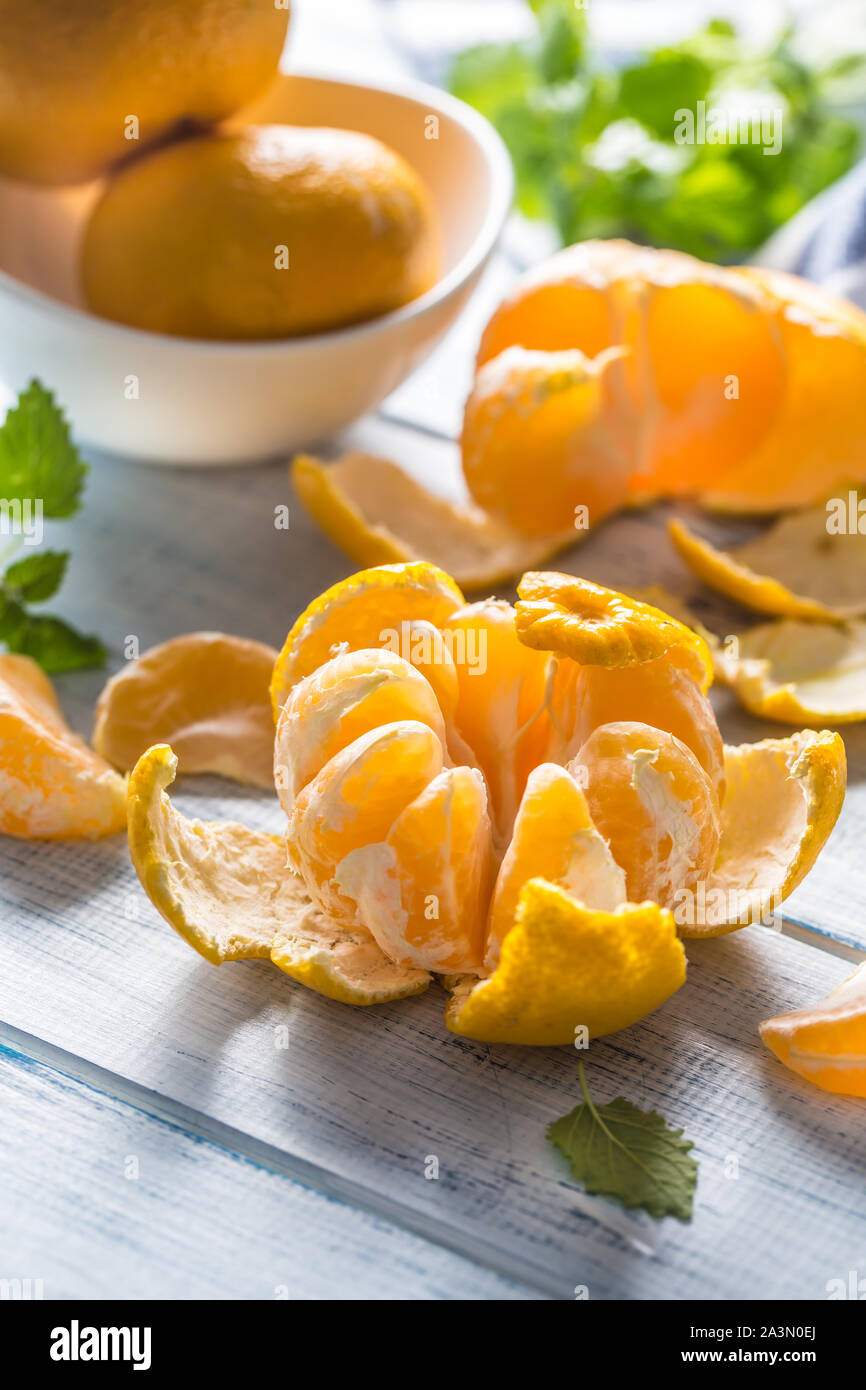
[0,67,514,356]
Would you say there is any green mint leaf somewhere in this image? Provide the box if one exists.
[0,605,106,673]
[547,1062,698,1221]
[0,380,87,518]
[618,51,711,138]
[3,549,69,603]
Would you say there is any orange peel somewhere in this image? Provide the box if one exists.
[0,653,126,839]
[715,620,866,725]
[679,730,846,938]
[291,452,574,591]
[446,879,685,1046]
[669,508,866,623]
[127,742,430,1002]
[125,563,847,1043]
[760,961,866,1098]
[94,631,278,788]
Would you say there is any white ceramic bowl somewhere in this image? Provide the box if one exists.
[0,71,511,464]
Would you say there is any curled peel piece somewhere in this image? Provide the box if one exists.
[447,877,686,1046]
[515,571,713,689]
[760,961,866,1098]
[716,620,866,724]
[679,730,847,939]
[127,743,429,1002]
[669,510,866,622]
[95,631,278,788]
[291,452,574,592]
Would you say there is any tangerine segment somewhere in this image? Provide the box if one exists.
[0,653,126,839]
[682,731,846,938]
[275,648,447,811]
[447,877,686,1046]
[127,743,429,1002]
[335,766,493,974]
[760,961,866,1098]
[291,452,574,592]
[669,511,866,623]
[716,620,866,725]
[702,272,866,511]
[565,659,725,799]
[476,242,620,365]
[571,721,720,910]
[625,277,784,496]
[286,720,443,926]
[485,764,626,972]
[461,345,633,538]
[443,598,550,839]
[516,571,713,690]
[270,562,464,716]
[94,632,278,789]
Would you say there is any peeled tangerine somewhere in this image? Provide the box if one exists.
[289,240,866,590]
[126,563,846,1047]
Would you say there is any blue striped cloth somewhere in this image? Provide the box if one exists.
[753,159,866,307]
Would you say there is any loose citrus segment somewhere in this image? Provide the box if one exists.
[515,571,713,689]
[275,648,448,810]
[336,765,493,973]
[680,731,846,938]
[291,452,574,591]
[270,562,463,717]
[716,620,866,724]
[570,722,721,910]
[485,764,626,971]
[669,510,866,622]
[94,632,277,789]
[447,878,686,1046]
[461,345,633,537]
[127,743,429,1002]
[760,961,866,1098]
[0,653,126,839]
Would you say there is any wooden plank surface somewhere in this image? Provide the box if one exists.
[0,814,864,1298]
[0,1044,536,1300]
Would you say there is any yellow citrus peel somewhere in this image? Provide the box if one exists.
[127,742,430,1002]
[716,620,866,725]
[669,507,866,623]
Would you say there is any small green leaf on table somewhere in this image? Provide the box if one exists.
[547,1061,698,1221]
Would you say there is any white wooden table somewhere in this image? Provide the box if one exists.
[1,0,864,1303]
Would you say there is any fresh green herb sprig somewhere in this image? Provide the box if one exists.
[548,1060,698,1221]
[0,381,106,672]
[449,2,866,261]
